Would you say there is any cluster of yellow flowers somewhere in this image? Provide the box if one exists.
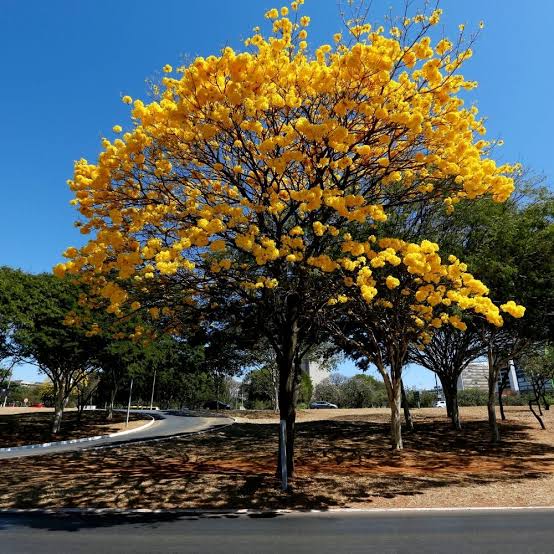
[55,1,524,331]
[325,237,524,337]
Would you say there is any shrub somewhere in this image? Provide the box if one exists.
[458,388,489,406]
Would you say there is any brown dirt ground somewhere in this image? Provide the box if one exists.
[0,410,149,447]
[0,406,552,510]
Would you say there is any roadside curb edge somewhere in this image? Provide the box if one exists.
[0,505,553,516]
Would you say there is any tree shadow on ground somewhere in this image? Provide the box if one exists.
[0,411,145,447]
[0,415,552,516]
[0,510,285,533]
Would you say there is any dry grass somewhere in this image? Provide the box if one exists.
[0,406,552,510]
[0,410,148,447]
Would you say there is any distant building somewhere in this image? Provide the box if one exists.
[12,380,43,387]
[457,360,552,393]
[300,359,329,388]
[457,361,490,391]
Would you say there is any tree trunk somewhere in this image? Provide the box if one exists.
[276,293,300,480]
[498,384,506,421]
[77,399,85,423]
[437,375,461,430]
[531,382,543,415]
[273,381,279,412]
[390,381,403,450]
[451,391,461,431]
[51,387,65,435]
[497,372,509,421]
[529,399,546,430]
[400,380,414,432]
[439,375,453,419]
[487,348,500,443]
[107,386,117,420]
[277,355,298,479]
[487,394,499,443]
[445,394,453,419]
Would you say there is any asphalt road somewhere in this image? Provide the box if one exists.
[0,411,232,459]
[0,509,553,553]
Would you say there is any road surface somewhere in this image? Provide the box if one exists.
[0,508,552,553]
[0,411,232,459]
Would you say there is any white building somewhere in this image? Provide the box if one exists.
[300,359,329,388]
[457,359,547,393]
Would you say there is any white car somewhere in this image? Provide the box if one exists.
[434,400,447,408]
[310,401,338,409]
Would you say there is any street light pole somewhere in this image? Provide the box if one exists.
[126,378,134,428]
[149,369,157,410]
[2,362,15,408]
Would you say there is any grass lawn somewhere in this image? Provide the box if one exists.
[0,406,552,510]
[0,410,148,448]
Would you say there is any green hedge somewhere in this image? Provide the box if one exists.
[457,388,489,406]
[457,389,542,407]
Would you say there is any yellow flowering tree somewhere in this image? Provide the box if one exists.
[323,236,523,449]
[57,2,520,473]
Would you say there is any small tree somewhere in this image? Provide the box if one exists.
[326,238,520,450]
[341,374,387,408]
[521,346,554,428]
[247,366,279,410]
[409,325,484,429]
[313,374,347,406]
[0,270,102,433]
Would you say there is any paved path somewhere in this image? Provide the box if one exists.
[0,411,232,459]
[0,508,552,553]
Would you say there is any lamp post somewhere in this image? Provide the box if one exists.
[125,378,134,428]
[149,369,157,410]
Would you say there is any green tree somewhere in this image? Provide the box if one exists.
[297,373,313,405]
[409,326,484,429]
[340,374,386,408]
[0,269,102,433]
[520,345,554,428]
[313,373,347,406]
[440,185,553,441]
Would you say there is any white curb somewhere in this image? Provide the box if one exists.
[0,416,156,453]
[0,506,553,516]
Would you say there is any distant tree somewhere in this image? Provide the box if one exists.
[520,345,554,429]
[325,236,517,450]
[457,388,489,407]
[247,366,279,410]
[313,374,346,406]
[314,373,387,408]
[457,188,552,441]
[340,374,387,408]
[405,180,553,440]
[36,381,55,406]
[409,325,484,429]
[0,269,102,433]
[297,373,313,405]
[75,373,101,421]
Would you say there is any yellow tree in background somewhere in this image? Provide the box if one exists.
[56,2,523,473]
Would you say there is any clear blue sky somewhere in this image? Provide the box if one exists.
[2,0,552,386]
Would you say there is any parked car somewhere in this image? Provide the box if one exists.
[31,403,44,408]
[203,400,231,410]
[434,400,447,408]
[309,401,338,409]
